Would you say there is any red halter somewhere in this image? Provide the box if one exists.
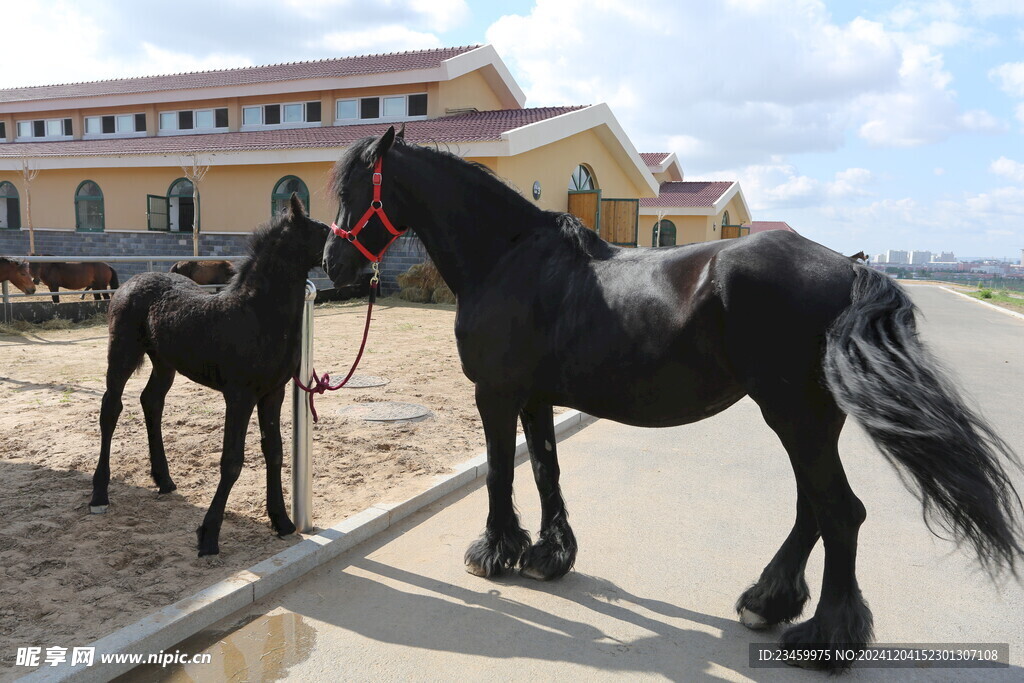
[330,157,407,263]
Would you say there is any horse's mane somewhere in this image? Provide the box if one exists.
[331,135,614,260]
[0,256,27,268]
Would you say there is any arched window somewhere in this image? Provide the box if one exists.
[652,219,676,247]
[168,178,197,232]
[75,181,104,232]
[0,181,20,229]
[723,210,730,226]
[272,176,310,216]
[568,164,596,191]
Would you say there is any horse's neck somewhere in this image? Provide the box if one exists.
[400,151,544,293]
[232,254,308,310]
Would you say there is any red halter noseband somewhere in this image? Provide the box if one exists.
[330,157,407,263]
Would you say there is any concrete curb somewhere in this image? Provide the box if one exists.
[19,410,599,683]
[936,285,1024,321]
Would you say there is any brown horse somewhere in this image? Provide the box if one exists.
[0,257,36,295]
[168,260,236,285]
[31,261,119,304]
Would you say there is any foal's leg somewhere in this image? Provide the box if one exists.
[465,385,531,577]
[90,338,145,512]
[140,355,177,494]
[736,488,818,628]
[256,386,296,537]
[196,393,256,557]
[518,400,577,581]
[751,388,872,672]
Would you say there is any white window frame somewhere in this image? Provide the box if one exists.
[158,108,229,136]
[333,93,428,125]
[239,100,321,132]
[83,113,147,140]
[15,117,72,141]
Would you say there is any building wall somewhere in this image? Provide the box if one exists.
[637,214,709,247]
[436,70,506,115]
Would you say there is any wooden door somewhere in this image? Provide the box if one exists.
[568,190,601,231]
[599,198,639,247]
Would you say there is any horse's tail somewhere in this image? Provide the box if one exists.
[823,267,1023,577]
[109,267,119,290]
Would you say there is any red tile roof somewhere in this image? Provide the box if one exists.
[0,107,587,158]
[746,221,796,234]
[640,152,671,167]
[0,46,481,103]
[640,181,733,208]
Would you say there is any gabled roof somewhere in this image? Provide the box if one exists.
[0,46,480,102]
[746,221,797,234]
[641,151,683,181]
[0,44,526,112]
[640,181,733,208]
[641,152,672,167]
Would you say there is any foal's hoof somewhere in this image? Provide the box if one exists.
[195,526,220,557]
[465,561,489,577]
[274,519,297,538]
[739,607,770,630]
[89,505,109,514]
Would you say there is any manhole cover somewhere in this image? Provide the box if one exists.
[337,402,432,422]
[342,374,389,388]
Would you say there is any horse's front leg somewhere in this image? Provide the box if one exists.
[196,393,256,557]
[465,385,531,577]
[256,385,295,537]
[48,284,59,304]
[519,400,577,581]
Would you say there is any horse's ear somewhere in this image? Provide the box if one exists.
[396,123,405,140]
[288,192,307,219]
[368,126,397,165]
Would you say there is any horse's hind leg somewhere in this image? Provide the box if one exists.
[519,400,577,581]
[90,337,145,512]
[196,393,256,556]
[736,488,817,628]
[141,355,177,494]
[748,385,872,672]
[465,385,531,577]
[256,386,295,537]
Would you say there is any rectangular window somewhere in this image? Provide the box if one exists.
[195,109,214,129]
[135,113,146,132]
[116,114,133,132]
[46,119,63,137]
[306,101,321,122]
[85,117,102,134]
[215,108,228,128]
[17,121,30,138]
[383,96,405,118]
[242,106,262,125]
[34,121,45,137]
[102,116,116,134]
[360,97,379,119]
[178,111,193,130]
[283,103,304,123]
[0,121,5,140]
[408,93,428,116]
[63,119,73,135]
[160,112,176,130]
[264,104,281,125]
[336,99,357,120]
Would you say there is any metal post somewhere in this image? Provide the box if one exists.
[2,281,9,324]
[291,279,317,532]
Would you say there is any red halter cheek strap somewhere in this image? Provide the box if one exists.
[330,157,407,263]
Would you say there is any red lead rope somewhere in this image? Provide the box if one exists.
[293,281,377,422]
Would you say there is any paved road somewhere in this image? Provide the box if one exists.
[147,285,1023,682]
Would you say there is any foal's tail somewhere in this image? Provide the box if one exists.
[824,267,1023,577]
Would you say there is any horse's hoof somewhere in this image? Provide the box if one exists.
[520,566,548,581]
[89,505,108,514]
[465,562,489,577]
[739,607,769,630]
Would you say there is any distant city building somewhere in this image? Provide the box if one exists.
[886,250,909,265]
[873,253,886,264]
[932,251,955,262]
[911,250,932,265]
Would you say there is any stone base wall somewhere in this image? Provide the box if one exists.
[379,233,430,296]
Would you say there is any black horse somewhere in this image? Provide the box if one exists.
[92,195,348,556]
[322,128,1023,670]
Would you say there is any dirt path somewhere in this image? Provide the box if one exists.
[0,298,507,672]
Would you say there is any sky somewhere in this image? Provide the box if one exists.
[4,0,1023,259]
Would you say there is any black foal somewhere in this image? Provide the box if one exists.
[90,195,348,556]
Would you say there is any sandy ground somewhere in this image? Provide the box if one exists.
[0,297,509,671]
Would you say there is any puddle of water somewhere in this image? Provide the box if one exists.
[117,610,316,682]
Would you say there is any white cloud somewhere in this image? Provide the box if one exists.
[969,0,1024,18]
[693,164,875,210]
[315,26,442,54]
[990,157,1024,183]
[989,62,1024,98]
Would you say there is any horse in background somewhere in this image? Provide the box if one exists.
[31,261,119,303]
[91,195,354,557]
[169,260,236,286]
[0,257,36,295]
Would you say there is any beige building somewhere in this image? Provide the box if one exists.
[0,44,752,285]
